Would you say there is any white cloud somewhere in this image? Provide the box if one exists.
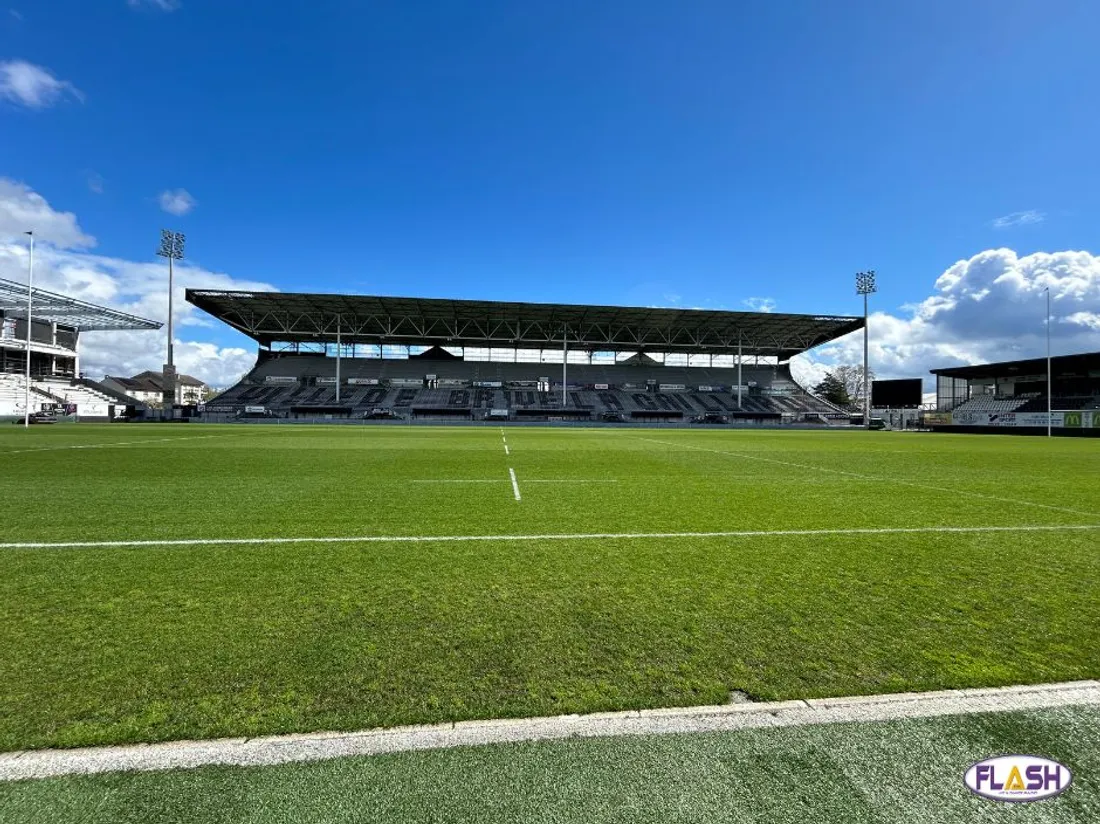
[0,180,272,387]
[0,179,95,248]
[991,210,1044,230]
[157,188,196,216]
[1064,311,1100,331]
[127,0,180,11]
[0,59,83,109]
[792,248,1100,393]
[742,297,776,313]
[86,172,104,195]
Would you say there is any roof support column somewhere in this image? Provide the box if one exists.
[335,317,341,404]
[562,327,567,407]
[737,332,743,409]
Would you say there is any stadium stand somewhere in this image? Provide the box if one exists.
[205,351,848,422]
[189,290,863,424]
[0,277,160,419]
[929,351,1100,435]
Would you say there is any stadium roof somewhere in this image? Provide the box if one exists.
[0,278,161,332]
[186,290,863,359]
[931,351,1100,380]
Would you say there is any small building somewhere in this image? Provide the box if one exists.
[102,370,207,406]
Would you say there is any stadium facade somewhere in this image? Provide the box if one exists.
[0,277,160,419]
[189,290,864,424]
[926,351,1100,436]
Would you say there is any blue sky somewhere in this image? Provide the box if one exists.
[2,0,1099,385]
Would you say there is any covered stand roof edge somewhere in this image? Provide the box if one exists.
[186,289,864,359]
[0,277,161,332]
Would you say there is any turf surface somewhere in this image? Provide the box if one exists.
[0,424,1098,750]
[2,705,1097,823]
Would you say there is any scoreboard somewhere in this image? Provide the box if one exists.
[871,378,923,409]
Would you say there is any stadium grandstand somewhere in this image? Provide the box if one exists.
[926,350,1100,436]
[188,290,863,424]
[0,277,161,420]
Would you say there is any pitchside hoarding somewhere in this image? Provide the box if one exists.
[938,411,1095,428]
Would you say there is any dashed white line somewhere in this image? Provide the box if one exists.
[508,467,522,501]
[504,443,510,455]
[1,524,1096,551]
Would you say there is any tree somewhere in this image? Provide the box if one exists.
[832,364,875,405]
[812,373,851,407]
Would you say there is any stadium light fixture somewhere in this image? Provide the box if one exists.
[23,231,34,428]
[157,230,185,415]
[856,271,877,430]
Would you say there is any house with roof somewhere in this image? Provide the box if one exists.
[101,370,208,406]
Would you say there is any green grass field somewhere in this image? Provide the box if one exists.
[3,705,1098,824]
[1,423,1098,752]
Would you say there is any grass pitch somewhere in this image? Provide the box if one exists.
[3,705,1098,823]
[0,424,1098,751]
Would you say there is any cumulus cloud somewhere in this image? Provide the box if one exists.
[0,179,272,387]
[0,59,83,109]
[791,248,1100,392]
[991,210,1044,230]
[157,188,196,216]
[0,179,95,248]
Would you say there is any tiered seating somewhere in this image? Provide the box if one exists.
[207,354,844,421]
[0,374,80,416]
[0,374,26,416]
[33,379,115,408]
[950,396,1030,415]
[1015,395,1100,413]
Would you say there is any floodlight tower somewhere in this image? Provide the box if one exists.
[157,229,185,416]
[856,270,877,430]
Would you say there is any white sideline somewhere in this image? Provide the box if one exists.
[638,437,1100,519]
[1,680,1097,781]
[509,467,522,501]
[1,523,1098,551]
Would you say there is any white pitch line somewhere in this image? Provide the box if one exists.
[509,467,521,501]
[638,437,1100,519]
[1,680,1097,780]
[504,443,510,456]
[1,524,1098,551]
[0,433,229,456]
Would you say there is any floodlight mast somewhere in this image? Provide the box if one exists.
[23,231,34,428]
[156,230,185,416]
[855,271,877,430]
